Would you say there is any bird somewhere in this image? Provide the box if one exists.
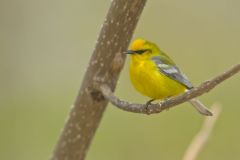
[126,38,212,116]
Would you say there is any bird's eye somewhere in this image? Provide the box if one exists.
[135,49,150,54]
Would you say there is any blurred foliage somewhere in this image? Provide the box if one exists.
[0,0,239,160]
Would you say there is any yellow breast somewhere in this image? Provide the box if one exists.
[129,57,186,99]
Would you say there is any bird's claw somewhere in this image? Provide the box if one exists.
[145,99,155,114]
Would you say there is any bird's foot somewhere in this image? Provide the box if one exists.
[145,99,155,114]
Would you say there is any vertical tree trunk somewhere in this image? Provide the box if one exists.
[51,0,147,159]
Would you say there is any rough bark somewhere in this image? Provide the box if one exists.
[51,0,147,159]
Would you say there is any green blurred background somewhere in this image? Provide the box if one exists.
[0,0,239,159]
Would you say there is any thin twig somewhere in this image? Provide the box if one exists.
[100,64,240,114]
[182,104,222,160]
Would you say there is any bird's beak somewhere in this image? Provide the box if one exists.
[125,50,135,54]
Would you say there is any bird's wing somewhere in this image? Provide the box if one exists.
[151,55,193,89]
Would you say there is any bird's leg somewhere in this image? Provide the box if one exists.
[146,99,155,106]
[145,99,155,114]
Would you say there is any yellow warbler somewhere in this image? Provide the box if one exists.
[126,38,212,116]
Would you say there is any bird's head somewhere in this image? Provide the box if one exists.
[126,38,161,60]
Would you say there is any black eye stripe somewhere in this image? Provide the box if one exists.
[134,49,150,54]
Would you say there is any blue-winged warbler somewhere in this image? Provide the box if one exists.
[126,38,212,116]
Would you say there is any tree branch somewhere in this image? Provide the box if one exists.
[182,104,222,160]
[100,64,240,115]
[51,1,147,160]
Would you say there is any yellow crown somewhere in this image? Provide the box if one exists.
[130,38,146,50]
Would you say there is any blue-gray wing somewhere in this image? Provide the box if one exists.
[151,56,193,89]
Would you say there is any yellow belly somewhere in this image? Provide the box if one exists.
[129,60,186,99]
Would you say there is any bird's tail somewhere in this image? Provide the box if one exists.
[188,98,213,116]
